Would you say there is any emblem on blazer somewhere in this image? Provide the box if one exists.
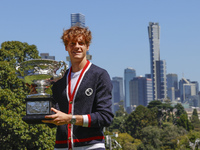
[85,88,93,96]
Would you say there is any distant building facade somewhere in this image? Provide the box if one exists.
[40,53,55,60]
[124,67,136,113]
[129,77,153,108]
[71,13,85,28]
[179,78,200,107]
[159,60,167,99]
[111,77,124,114]
[167,73,179,101]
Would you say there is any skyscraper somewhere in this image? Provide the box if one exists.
[111,77,124,114]
[112,77,124,101]
[71,13,85,27]
[148,22,167,100]
[129,76,153,107]
[124,67,136,113]
[179,78,199,103]
[167,73,179,101]
[66,13,92,66]
[159,60,167,99]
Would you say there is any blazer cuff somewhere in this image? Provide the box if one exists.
[82,114,91,127]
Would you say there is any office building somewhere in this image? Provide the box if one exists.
[179,78,199,106]
[124,67,136,113]
[159,60,167,99]
[71,13,85,28]
[167,73,179,101]
[148,22,167,100]
[191,81,199,95]
[129,77,153,108]
[111,77,124,114]
[40,53,55,60]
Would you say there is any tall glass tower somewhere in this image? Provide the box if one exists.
[71,13,85,27]
[111,77,124,114]
[129,77,153,107]
[167,73,179,101]
[148,22,167,100]
[124,67,136,113]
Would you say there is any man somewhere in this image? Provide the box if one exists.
[42,26,114,150]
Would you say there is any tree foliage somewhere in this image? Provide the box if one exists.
[125,105,157,139]
[115,133,135,150]
[191,109,200,131]
[0,41,40,62]
[147,100,163,109]
[177,113,193,131]
[174,103,186,118]
[138,126,163,150]
[0,41,56,149]
[147,100,175,128]
[137,124,187,150]
[109,101,128,133]
[109,101,200,149]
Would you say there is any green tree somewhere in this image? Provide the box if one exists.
[137,123,187,150]
[174,103,186,118]
[0,41,56,149]
[177,113,193,131]
[191,109,200,131]
[161,123,187,149]
[147,100,174,127]
[115,133,136,150]
[177,131,200,150]
[147,100,162,109]
[161,102,174,122]
[109,101,128,133]
[125,105,157,139]
[138,126,163,150]
[0,41,40,62]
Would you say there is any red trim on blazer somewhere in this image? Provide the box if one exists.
[88,114,91,127]
[67,60,90,149]
[55,136,105,144]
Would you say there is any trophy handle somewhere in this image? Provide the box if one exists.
[59,61,68,76]
[50,61,68,82]
[59,61,68,70]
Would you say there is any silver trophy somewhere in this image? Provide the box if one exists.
[16,59,67,124]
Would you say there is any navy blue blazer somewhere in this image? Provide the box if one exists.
[52,62,114,148]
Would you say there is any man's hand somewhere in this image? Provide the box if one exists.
[42,108,72,126]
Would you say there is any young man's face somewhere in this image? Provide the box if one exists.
[65,36,89,62]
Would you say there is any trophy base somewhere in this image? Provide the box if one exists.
[23,97,54,124]
[22,114,52,124]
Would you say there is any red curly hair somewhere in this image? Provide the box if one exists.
[61,26,92,47]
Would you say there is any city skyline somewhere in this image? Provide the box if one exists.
[1,1,200,87]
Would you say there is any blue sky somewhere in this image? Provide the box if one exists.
[1,0,200,85]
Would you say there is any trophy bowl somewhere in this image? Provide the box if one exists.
[16,59,68,124]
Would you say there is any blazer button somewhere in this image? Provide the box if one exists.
[68,137,71,140]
